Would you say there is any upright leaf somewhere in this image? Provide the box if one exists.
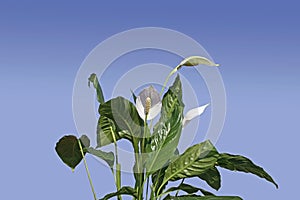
[145,75,184,174]
[99,186,137,200]
[55,135,90,171]
[88,73,105,104]
[217,153,278,188]
[160,140,219,193]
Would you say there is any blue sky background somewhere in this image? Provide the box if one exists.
[1,0,299,199]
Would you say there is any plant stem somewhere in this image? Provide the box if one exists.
[111,127,122,200]
[78,139,97,200]
[159,66,179,96]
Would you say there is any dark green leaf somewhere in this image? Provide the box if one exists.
[164,183,214,195]
[99,186,137,200]
[88,73,105,104]
[198,167,221,190]
[85,147,114,168]
[217,153,278,188]
[164,195,242,200]
[55,135,90,170]
[160,140,219,193]
[96,116,129,147]
[131,89,137,103]
[99,96,144,139]
[145,75,184,174]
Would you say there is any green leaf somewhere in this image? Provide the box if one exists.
[88,73,105,104]
[145,75,184,174]
[160,140,219,193]
[97,116,131,147]
[164,183,215,196]
[99,96,144,138]
[99,186,137,200]
[131,89,137,103]
[55,135,90,171]
[217,153,278,188]
[197,167,221,191]
[164,195,242,200]
[177,56,219,70]
[85,147,114,169]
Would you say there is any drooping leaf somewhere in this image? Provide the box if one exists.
[55,135,90,171]
[145,75,184,174]
[197,166,221,190]
[99,186,137,200]
[177,56,219,70]
[160,140,219,193]
[85,147,114,169]
[217,153,278,188]
[164,183,215,196]
[164,195,242,200]
[88,73,105,104]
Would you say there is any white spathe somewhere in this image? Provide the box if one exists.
[136,96,162,120]
[182,103,210,127]
[136,86,162,120]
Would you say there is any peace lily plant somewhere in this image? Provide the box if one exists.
[55,56,278,200]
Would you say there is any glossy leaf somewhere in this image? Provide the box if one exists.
[197,166,221,191]
[160,140,219,193]
[99,96,144,138]
[96,116,132,147]
[88,73,105,104]
[177,56,219,70]
[217,153,278,188]
[164,195,242,200]
[164,183,215,196]
[99,186,137,200]
[55,135,90,170]
[85,147,114,169]
[145,75,184,174]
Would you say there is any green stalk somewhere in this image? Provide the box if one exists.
[78,139,97,200]
[111,127,122,200]
[159,66,179,96]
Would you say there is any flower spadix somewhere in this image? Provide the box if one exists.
[136,86,162,120]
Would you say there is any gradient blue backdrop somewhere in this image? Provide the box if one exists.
[1,1,299,199]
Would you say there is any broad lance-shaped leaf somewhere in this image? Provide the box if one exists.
[159,140,220,193]
[55,135,90,171]
[88,73,105,104]
[97,97,144,147]
[217,153,278,188]
[177,56,219,70]
[85,147,114,169]
[145,75,184,174]
[99,186,137,200]
[164,183,215,196]
[164,195,242,200]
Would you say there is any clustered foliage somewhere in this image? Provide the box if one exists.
[55,56,277,200]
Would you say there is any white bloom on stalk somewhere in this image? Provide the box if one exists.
[136,86,162,120]
[182,103,210,128]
